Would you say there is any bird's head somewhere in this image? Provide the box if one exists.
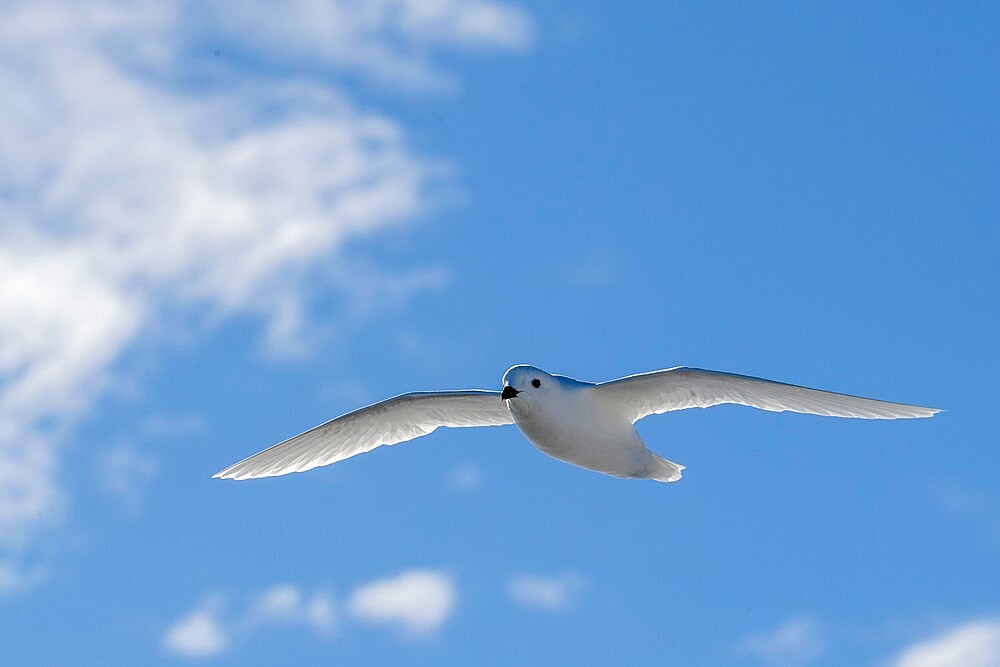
[501,365,556,406]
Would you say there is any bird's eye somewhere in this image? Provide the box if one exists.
[532,378,541,388]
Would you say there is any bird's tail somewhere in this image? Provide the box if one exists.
[643,453,684,483]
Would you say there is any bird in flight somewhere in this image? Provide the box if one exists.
[214,365,939,482]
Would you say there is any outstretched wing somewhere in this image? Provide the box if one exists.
[595,367,941,423]
[214,391,514,480]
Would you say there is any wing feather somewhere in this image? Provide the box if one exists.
[214,391,513,480]
[596,367,940,423]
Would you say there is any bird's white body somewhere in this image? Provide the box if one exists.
[501,367,683,481]
[214,363,939,482]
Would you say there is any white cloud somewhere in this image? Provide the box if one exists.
[96,444,159,512]
[248,585,305,625]
[347,569,456,636]
[164,586,337,660]
[246,584,337,635]
[207,0,535,90]
[164,604,228,660]
[737,617,825,666]
[305,592,338,637]
[0,0,533,590]
[506,572,585,612]
[0,560,47,595]
[0,430,62,552]
[164,573,457,659]
[889,619,1000,667]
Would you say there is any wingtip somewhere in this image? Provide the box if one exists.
[212,467,274,481]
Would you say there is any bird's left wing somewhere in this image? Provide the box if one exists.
[214,391,513,480]
[595,367,941,423]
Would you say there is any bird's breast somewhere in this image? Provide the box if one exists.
[511,391,635,463]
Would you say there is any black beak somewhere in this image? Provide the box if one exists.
[501,385,519,400]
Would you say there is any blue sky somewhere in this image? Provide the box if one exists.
[1,1,998,665]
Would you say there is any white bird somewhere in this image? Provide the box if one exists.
[213,365,940,482]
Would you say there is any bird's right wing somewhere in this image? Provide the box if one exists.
[595,367,941,423]
[214,391,514,480]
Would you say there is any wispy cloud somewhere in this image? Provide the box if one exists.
[560,248,623,287]
[245,585,338,636]
[0,560,47,596]
[0,0,534,591]
[449,463,483,491]
[347,569,457,637]
[505,572,586,612]
[207,0,536,90]
[933,481,1000,546]
[165,572,455,659]
[163,586,336,660]
[164,567,595,658]
[888,618,1000,667]
[737,617,825,666]
[95,444,159,512]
